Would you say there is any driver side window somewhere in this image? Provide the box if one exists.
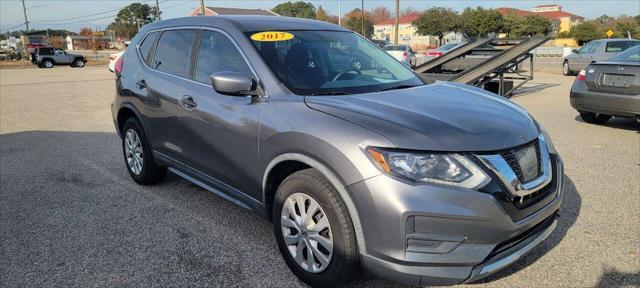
[54,49,65,55]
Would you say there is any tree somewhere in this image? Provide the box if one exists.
[369,6,391,24]
[79,27,93,36]
[614,17,639,38]
[501,12,522,38]
[460,7,504,39]
[316,5,329,21]
[401,7,420,17]
[272,1,316,19]
[106,2,152,38]
[519,14,552,36]
[571,22,602,44]
[344,16,373,38]
[413,7,459,44]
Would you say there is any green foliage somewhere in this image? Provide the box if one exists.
[412,7,459,40]
[614,17,639,38]
[519,14,552,36]
[272,1,316,19]
[344,17,373,38]
[106,2,152,38]
[460,7,504,38]
[570,22,602,44]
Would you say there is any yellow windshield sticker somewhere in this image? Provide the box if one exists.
[250,31,294,42]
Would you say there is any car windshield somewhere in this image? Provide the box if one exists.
[607,45,640,63]
[439,43,459,50]
[248,30,423,95]
[383,45,406,51]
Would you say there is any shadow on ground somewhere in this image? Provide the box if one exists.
[573,115,640,132]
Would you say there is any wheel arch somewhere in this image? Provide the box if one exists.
[116,103,144,137]
[262,152,367,252]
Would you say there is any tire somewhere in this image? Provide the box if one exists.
[563,61,573,76]
[43,59,53,68]
[121,117,166,185]
[273,168,359,287]
[72,58,85,68]
[579,112,611,124]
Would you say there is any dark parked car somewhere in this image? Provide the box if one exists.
[562,38,639,76]
[112,16,563,287]
[33,47,86,68]
[570,45,640,124]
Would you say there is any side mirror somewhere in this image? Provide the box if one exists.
[572,49,580,54]
[210,71,257,96]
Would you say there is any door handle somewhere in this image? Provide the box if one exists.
[136,79,147,89]
[180,95,197,110]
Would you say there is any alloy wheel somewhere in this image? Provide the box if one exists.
[124,129,143,175]
[280,192,333,273]
[563,62,569,74]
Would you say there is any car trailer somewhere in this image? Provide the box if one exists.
[414,37,549,98]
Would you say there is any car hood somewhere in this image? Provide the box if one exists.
[305,82,539,152]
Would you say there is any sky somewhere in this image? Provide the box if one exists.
[1,0,639,33]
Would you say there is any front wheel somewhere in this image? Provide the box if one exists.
[273,168,359,287]
[563,61,573,76]
[580,112,611,124]
[43,59,53,68]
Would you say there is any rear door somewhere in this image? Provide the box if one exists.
[136,29,198,163]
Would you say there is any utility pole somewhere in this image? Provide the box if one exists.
[200,0,205,15]
[394,0,399,44]
[155,0,161,21]
[21,0,29,31]
[338,0,341,26]
[361,0,364,36]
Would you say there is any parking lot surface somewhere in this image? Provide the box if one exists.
[1,66,638,287]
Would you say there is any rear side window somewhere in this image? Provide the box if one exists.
[152,29,197,78]
[606,41,638,52]
[138,31,159,63]
[194,30,252,84]
[586,42,602,53]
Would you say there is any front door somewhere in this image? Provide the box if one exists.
[180,29,264,201]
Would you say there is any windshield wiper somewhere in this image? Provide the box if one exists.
[309,91,352,96]
[377,84,418,92]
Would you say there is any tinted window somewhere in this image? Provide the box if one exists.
[194,31,252,84]
[606,41,639,52]
[607,45,640,62]
[153,30,196,78]
[586,41,602,53]
[139,31,159,62]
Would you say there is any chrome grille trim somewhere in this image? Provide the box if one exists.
[475,134,552,198]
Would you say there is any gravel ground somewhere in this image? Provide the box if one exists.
[1,66,638,287]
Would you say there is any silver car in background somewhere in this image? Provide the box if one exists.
[562,38,639,76]
[383,44,417,67]
[570,45,640,124]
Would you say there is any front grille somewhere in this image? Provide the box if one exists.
[500,140,542,184]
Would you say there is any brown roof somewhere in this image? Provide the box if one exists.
[206,7,277,16]
[374,14,420,26]
[534,4,561,8]
[495,7,583,20]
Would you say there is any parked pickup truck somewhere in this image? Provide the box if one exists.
[33,47,86,68]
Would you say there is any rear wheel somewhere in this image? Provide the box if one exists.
[43,59,53,68]
[580,112,611,124]
[563,61,573,76]
[72,58,85,68]
[121,118,166,185]
[273,168,359,287]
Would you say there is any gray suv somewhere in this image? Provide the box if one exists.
[33,47,86,68]
[112,16,563,287]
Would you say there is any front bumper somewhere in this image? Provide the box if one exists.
[349,155,563,286]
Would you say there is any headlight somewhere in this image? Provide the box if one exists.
[366,147,490,189]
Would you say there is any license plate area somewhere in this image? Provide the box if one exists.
[603,73,633,88]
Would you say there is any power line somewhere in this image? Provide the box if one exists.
[28,0,158,23]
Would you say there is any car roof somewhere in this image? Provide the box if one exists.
[593,38,640,42]
[142,16,348,33]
